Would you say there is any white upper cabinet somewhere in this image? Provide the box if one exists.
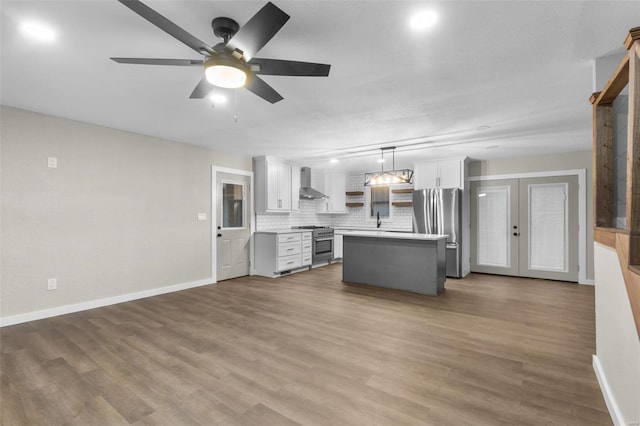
[414,158,467,189]
[315,169,346,214]
[254,156,295,213]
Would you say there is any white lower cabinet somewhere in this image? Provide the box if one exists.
[334,234,343,259]
[301,233,312,266]
[254,231,312,277]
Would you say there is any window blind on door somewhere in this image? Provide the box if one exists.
[477,186,510,267]
[528,183,568,272]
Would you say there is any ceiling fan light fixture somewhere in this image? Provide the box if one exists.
[205,60,247,88]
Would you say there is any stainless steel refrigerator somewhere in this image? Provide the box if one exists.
[412,188,462,278]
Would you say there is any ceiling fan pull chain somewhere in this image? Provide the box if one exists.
[234,89,239,123]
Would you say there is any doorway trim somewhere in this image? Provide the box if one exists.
[469,169,588,284]
[211,166,255,283]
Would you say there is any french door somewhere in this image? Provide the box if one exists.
[470,175,578,282]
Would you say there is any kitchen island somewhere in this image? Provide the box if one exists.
[341,230,447,296]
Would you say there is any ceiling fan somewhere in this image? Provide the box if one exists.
[111,0,331,104]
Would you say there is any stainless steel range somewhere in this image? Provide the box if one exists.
[292,226,334,264]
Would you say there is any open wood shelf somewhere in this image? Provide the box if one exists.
[346,202,364,207]
[392,201,412,207]
[391,188,413,194]
[346,191,364,196]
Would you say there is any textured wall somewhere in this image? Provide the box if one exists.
[1,106,251,318]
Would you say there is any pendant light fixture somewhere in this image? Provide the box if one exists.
[364,147,414,186]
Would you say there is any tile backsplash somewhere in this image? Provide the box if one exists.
[255,171,414,231]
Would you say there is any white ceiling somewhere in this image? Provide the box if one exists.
[1,1,638,171]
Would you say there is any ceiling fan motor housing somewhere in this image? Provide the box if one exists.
[212,17,240,43]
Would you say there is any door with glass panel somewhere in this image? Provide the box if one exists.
[470,179,519,276]
[471,176,578,282]
[216,172,251,281]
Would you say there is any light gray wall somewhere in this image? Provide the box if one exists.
[469,150,594,281]
[593,52,625,92]
[0,106,251,318]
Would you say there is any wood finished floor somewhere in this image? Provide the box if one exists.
[1,265,610,425]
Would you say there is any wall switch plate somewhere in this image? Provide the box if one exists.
[47,157,57,168]
[197,213,207,221]
[47,278,57,290]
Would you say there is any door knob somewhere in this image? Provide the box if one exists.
[217,233,222,237]
[513,232,520,236]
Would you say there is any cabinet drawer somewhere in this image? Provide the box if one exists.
[278,254,301,271]
[277,233,301,243]
[301,241,312,253]
[278,241,301,257]
[301,254,312,266]
[301,232,312,241]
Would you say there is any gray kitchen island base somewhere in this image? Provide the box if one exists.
[342,234,446,296]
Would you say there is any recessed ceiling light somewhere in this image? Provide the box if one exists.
[209,93,228,104]
[409,10,438,31]
[485,145,499,149]
[20,21,57,43]
[330,158,339,164]
[476,125,491,131]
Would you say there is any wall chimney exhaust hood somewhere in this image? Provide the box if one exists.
[299,167,329,200]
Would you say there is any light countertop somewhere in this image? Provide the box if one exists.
[255,229,313,234]
[338,229,447,241]
[334,227,411,233]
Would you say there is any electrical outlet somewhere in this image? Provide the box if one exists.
[197,213,207,221]
[47,278,57,290]
[47,157,57,168]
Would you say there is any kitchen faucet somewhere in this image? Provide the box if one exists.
[376,211,381,228]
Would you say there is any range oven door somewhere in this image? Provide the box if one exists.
[313,237,334,264]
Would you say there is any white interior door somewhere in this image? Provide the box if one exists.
[470,179,519,276]
[518,176,578,282]
[216,172,251,281]
[471,175,578,282]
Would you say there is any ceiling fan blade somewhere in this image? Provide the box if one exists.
[249,58,330,77]
[245,75,283,103]
[225,2,289,60]
[111,58,204,66]
[118,0,214,56]
[189,77,214,99]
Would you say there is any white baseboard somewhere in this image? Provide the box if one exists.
[0,278,214,327]
[579,278,595,285]
[593,354,625,426]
